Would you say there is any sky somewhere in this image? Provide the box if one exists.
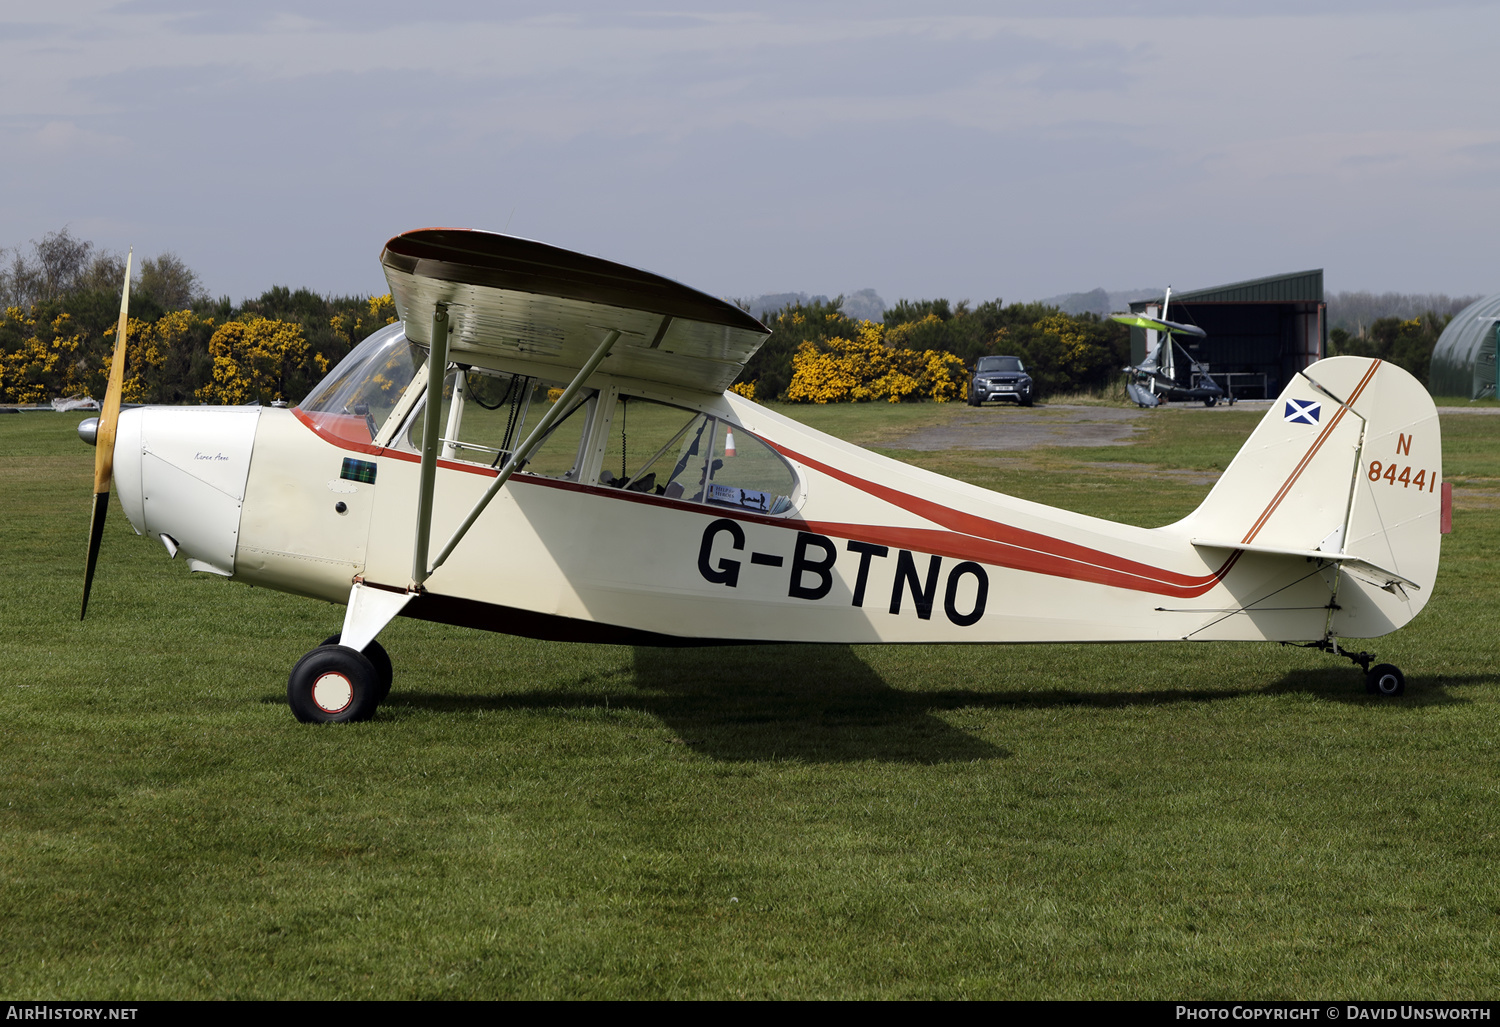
[3,1,1498,307]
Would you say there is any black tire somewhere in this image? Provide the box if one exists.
[1365,663,1406,697]
[1204,396,1217,407]
[320,633,393,702]
[968,391,980,407]
[289,645,381,723]
[1021,396,1034,408]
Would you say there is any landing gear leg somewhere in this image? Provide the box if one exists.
[293,581,415,720]
[1284,639,1406,698]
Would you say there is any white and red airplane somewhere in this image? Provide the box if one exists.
[80,229,1447,722]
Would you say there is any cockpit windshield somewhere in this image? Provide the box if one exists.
[296,323,424,444]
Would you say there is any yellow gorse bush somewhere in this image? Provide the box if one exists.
[0,308,88,404]
[1030,313,1112,386]
[330,294,398,348]
[105,317,165,404]
[2,307,223,404]
[104,309,218,402]
[785,319,968,404]
[1,273,398,406]
[882,313,944,349]
[198,316,310,405]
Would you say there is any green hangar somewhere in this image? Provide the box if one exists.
[1429,293,1500,400]
[1128,269,1327,400]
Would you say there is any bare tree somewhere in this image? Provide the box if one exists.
[0,226,109,307]
[0,228,205,310]
[1328,291,1484,336]
[79,251,129,294]
[0,247,18,307]
[32,226,94,301]
[0,244,42,308]
[138,252,204,309]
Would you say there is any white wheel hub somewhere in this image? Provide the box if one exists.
[313,671,354,713]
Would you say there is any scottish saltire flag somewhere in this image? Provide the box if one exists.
[1284,398,1321,425]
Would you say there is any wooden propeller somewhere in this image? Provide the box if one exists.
[81,249,131,620]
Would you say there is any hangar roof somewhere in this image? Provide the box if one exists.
[1131,270,1324,310]
[1429,292,1500,398]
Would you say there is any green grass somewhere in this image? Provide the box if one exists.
[2,405,1499,999]
[1432,396,1500,408]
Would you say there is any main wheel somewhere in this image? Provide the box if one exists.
[320,634,393,702]
[1204,396,1217,407]
[288,645,381,723]
[1365,663,1406,697]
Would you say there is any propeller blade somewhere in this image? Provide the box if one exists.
[81,249,131,620]
[81,491,110,620]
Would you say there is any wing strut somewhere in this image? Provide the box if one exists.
[410,325,621,588]
[411,303,452,586]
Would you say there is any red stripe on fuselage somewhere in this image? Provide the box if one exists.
[291,404,1238,598]
[769,443,1234,594]
[798,521,1243,598]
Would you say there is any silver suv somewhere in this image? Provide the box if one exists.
[969,355,1034,407]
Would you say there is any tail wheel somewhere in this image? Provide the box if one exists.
[320,634,393,702]
[1365,663,1406,697]
[288,645,380,723]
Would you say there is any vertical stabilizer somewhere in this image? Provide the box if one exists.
[1176,356,1441,637]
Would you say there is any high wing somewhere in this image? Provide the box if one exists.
[1111,313,1207,337]
[382,228,770,394]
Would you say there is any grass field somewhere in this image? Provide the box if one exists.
[2,400,1498,1000]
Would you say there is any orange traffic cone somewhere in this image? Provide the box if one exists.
[724,429,736,457]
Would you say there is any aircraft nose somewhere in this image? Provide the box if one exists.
[112,406,262,576]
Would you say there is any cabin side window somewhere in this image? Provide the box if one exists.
[397,367,595,481]
[596,395,798,514]
[701,417,799,515]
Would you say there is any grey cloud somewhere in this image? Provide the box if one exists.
[4,2,1499,302]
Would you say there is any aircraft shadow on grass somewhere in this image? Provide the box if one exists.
[290,646,1479,764]
[358,645,1008,764]
[1259,667,1472,707]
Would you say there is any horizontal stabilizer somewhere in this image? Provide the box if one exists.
[1190,538,1420,593]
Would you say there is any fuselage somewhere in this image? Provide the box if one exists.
[109,347,1438,648]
